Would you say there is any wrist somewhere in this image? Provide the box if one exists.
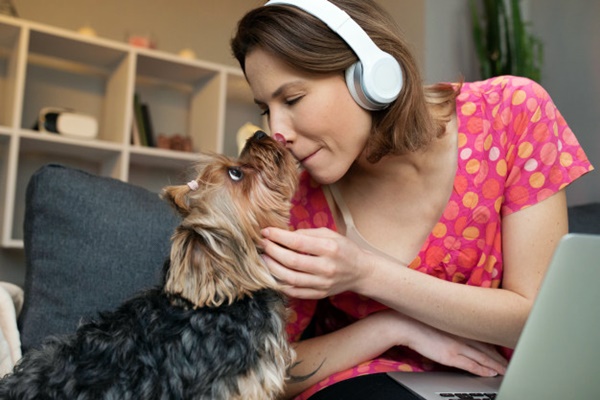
[367,310,413,348]
[351,249,379,295]
[353,250,394,299]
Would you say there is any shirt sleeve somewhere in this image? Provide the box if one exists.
[492,76,593,215]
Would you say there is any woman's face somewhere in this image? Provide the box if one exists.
[245,47,372,185]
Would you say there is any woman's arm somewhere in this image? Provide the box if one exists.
[283,310,507,399]
[263,190,568,349]
[362,189,568,347]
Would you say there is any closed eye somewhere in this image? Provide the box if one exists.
[285,96,303,106]
[258,95,303,116]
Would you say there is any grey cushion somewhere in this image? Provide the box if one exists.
[19,164,180,352]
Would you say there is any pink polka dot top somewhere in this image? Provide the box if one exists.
[286,76,594,399]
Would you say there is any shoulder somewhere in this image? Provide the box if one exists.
[459,75,546,99]
[456,75,563,141]
[457,75,551,120]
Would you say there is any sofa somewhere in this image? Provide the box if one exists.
[1,163,599,376]
[10,164,181,367]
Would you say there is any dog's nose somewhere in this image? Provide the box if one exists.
[252,130,268,141]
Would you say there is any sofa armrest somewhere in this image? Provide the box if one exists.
[0,281,23,376]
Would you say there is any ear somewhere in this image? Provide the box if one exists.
[165,227,210,307]
[165,226,244,308]
[165,224,278,308]
[161,184,193,216]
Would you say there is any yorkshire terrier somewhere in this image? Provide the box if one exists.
[0,130,299,399]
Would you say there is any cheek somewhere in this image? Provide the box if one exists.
[301,83,370,135]
[328,100,372,155]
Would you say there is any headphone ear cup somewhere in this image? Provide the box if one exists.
[346,61,372,110]
[345,55,402,111]
[345,61,379,111]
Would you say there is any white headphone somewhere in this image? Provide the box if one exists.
[264,0,403,110]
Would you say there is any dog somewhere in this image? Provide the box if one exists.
[0,130,300,399]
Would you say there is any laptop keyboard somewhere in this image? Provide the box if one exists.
[437,393,497,399]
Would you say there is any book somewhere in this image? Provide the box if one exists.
[133,93,147,146]
[140,103,155,147]
[131,102,142,146]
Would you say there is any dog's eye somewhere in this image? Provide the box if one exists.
[228,167,243,181]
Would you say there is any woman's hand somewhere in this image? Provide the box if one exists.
[261,227,373,299]
[378,310,508,377]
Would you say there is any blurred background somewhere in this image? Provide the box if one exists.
[9,0,599,205]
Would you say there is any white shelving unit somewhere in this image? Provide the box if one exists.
[0,14,262,282]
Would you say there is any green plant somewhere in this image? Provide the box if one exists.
[469,0,544,82]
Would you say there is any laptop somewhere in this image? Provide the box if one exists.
[388,233,600,400]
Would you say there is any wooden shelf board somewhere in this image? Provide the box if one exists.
[19,130,122,161]
[129,146,199,169]
[136,52,217,86]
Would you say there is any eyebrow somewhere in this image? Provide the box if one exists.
[253,80,305,105]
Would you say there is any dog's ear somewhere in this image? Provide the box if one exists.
[166,224,278,308]
[161,184,193,216]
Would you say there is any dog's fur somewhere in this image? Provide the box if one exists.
[0,131,299,399]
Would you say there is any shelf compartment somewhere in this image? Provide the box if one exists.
[128,147,199,194]
[223,72,264,157]
[21,29,132,145]
[10,134,123,242]
[134,52,224,155]
[28,27,128,71]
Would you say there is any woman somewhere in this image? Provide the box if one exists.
[231,1,593,398]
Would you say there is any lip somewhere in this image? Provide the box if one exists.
[298,148,320,165]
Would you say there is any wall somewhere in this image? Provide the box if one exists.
[12,0,262,67]
[2,0,598,286]
[423,0,599,206]
[424,0,478,83]
[529,0,600,205]
[10,0,424,68]
[8,0,600,206]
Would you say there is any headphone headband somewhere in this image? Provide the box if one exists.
[264,0,403,110]
[265,0,382,63]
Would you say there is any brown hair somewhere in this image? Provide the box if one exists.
[231,0,459,162]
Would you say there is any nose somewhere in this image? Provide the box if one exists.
[273,133,286,144]
[252,130,268,141]
[268,112,294,145]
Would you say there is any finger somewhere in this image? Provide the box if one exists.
[279,285,327,300]
[262,237,309,272]
[465,340,509,368]
[262,252,323,289]
[262,227,338,255]
[261,228,306,252]
[262,237,331,278]
[457,346,507,376]
[262,254,329,299]
[291,227,339,238]
[451,355,502,377]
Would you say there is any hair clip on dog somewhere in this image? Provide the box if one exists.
[187,180,199,191]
